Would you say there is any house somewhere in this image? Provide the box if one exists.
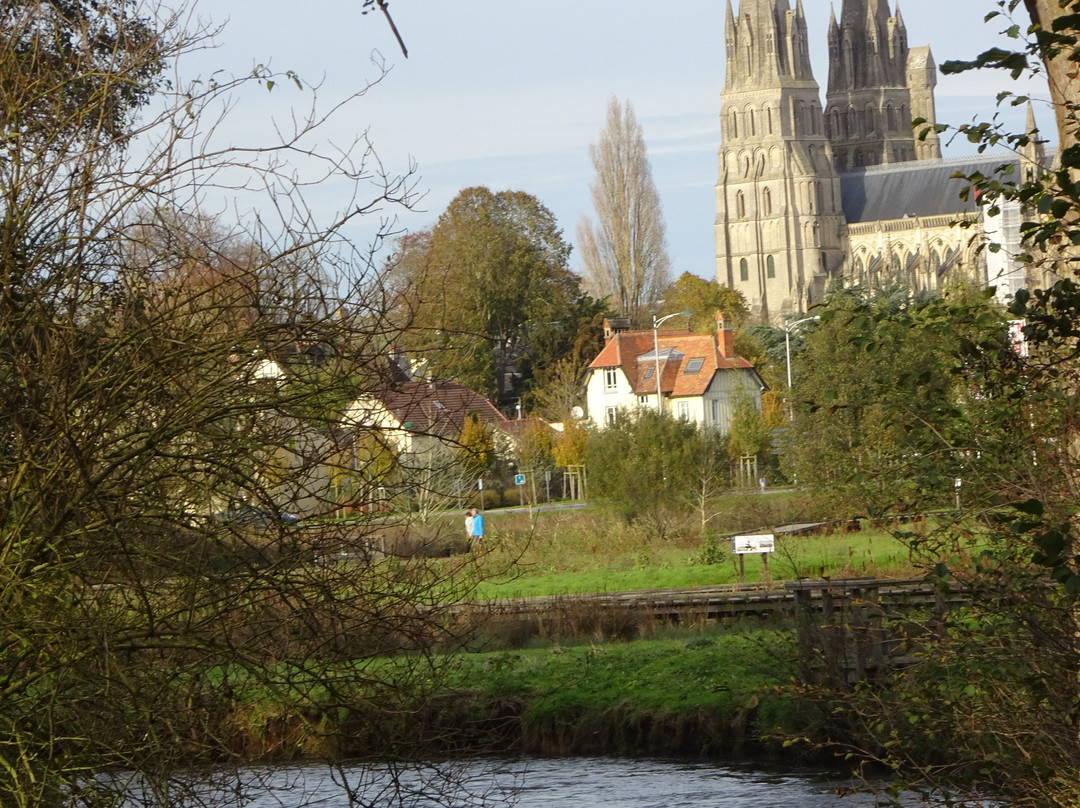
[584,313,766,432]
[343,377,514,457]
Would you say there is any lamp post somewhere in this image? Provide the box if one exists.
[652,311,691,413]
[784,315,819,420]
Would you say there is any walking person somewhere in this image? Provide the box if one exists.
[470,507,484,551]
[464,509,474,543]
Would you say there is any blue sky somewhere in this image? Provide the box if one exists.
[179,1,1048,282]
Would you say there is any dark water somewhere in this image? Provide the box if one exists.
[135,757,997,808]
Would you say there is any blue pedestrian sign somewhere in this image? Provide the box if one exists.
[514,473,526,486]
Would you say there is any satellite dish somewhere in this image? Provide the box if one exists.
[570,406,584,420]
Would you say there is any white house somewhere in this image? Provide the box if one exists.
[584,313,766,432]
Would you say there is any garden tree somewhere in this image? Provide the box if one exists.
[658,272,749,332]
[388,187,586,406]
[456,413,496,480]
[790,285,1079,806]
[783,284,1019,517]
[727,391,785,485]
[578,96,671,327]
[0,3,495,806]
[518,294,609,414]
[586,409,729,538]
[552,416,588,469]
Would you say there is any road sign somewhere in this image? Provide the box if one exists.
[514,473,526,486]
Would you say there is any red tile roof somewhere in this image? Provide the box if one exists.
[588,328,757,398]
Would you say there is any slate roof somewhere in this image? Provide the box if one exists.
[839,152,1024,224]
[588,329,757,398]
[365,379,509,438]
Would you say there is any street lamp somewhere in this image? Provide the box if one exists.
[652,311,691,413]
[784,315,819,420]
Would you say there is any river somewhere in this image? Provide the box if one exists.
[129,757,999,807]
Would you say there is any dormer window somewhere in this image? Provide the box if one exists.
[684,358,705,374]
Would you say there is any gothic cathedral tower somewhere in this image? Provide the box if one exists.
[824,0,942,170]
[715,0,846,319]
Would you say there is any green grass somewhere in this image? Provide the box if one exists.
[446,622,809,751]
[470,513,921,600]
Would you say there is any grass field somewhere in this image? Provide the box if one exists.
[450,496,925,601]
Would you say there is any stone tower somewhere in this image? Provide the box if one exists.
[824,0,941,170]
[715,0,847,319]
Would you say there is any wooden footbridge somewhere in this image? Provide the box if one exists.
[467,576,963,625]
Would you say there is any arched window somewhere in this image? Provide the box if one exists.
[745,106,756,137]
[739,258,749,282]
[730,109,738,139]
[736,191,746,218]
[766,255,776,279]
[930,248,941,269]
[762,187,772,216]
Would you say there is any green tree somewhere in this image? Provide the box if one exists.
[658,272,748,332]
[389,187,586,406]
[578,96,671,327]
[783,285,1017,516]
[586,409,728,538]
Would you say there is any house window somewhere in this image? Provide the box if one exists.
[711,399,720,424]
[642,367,653,380]
[677,401,691,421]
[638,395,650,407]
[684,357,705,374]
[605,406,617,426]
[604,367,618,392]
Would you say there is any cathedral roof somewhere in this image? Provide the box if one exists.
[838,152,1023,223]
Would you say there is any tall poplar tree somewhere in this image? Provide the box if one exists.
[578,96,671,327]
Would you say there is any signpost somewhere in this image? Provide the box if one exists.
[515,473,526,507]
[730,533,776,583]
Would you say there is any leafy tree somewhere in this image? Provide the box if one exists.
[389,187,587,407]
[658,272,748,332]
[456,412,496,479]
[578,96,671,327]
[552,417,588,469]
[0,4,491,806]
[783,285,1018,516]
[586,409,728,538]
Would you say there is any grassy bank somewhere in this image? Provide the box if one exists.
[442,623,814,759]
[226,620,826,764]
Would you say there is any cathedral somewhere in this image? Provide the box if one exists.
[715,0,1047,319]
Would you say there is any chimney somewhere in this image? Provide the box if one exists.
[716,311,735,359]
[603,317,630,342]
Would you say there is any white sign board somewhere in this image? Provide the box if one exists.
[731,533,775,554]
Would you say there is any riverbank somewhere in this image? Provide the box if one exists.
[226,620,833,765]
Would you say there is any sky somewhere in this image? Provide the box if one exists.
[174,0,1048,283]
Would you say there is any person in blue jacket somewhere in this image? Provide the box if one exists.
[471,508,484,551]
